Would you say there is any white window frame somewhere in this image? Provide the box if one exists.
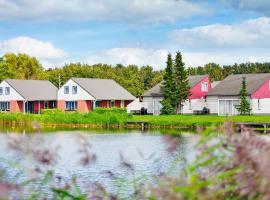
[72,86,77,94]
[201,82,208,92]
[5,87,10,95]
[218,99,241,116]
[64,86,69,94]
[258,99,262,110]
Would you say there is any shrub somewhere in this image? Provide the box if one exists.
[41,109,63,114]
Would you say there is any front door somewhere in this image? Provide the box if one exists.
[25,101,34,113]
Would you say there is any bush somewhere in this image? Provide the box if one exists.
[41,109,63,114]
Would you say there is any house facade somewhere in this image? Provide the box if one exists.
[142,75,212,115]
[0,79,57,113]
[57,78,135,112]
[205,74,270,115]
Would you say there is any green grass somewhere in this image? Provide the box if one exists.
[132,115,270,127]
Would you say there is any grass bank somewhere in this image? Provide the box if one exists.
[132,115,270,127]
[0,108,270,130]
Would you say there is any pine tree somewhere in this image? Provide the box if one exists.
[161,54,176,115]
[237,77,252,115]
[173,52,190,114]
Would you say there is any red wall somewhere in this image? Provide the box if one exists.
[34,101,44,113]
[115,100,121,108]
[78,100,92,113]
[124,100,132,107]
[10,101,23,113]
[101,100,109,108]
[57,100,65,112]
[189,76,212,99]
[251,80,270,99]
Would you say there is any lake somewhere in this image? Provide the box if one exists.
[0,129,199,198]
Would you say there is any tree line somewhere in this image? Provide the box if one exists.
[1,53,270,96]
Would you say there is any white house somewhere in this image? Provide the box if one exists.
[205,73,270,115]
[57,78,135,112]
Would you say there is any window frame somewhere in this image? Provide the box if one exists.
[110,100,115,107]
[5,87,10,95]
[258,99,262,110]
[65,101,78,111]
[0,87,3,95]
[72,86,77,94]
[64,86,69,94]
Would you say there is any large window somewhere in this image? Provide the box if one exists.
[64,86,69,94]
[5,87,10,95]
[65,101,77,111]
[219,100,240,116]
[95,101,102,108]
[110,100,115,107]
[72,86,77,94]
[201,82,208,92]
[0,102,10,111]
[0,87,2,95]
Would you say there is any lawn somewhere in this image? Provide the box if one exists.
[132,115,270,126]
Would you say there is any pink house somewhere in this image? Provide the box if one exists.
[206,73,270,115]
[142,75,212,115]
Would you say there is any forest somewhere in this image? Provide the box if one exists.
[1,53,270,96]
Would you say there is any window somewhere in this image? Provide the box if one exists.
[189,100,192,110]
[5,87,10,95]
[44,101,49,109]
[258,99,262,110]
[65,101,77,111]
[95,101,102,108]
[72,86,77,94]
[201,82,208,92]
[64,86,69,94]
[0,102,10,111]
[110,100,115,107]
[0,87,2,95]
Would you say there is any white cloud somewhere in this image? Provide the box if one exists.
[85,47,270,69]
[169,17,270,48]
[86,48,169,69]
[0,37,67,67]
[0,0,208,23]
[220,0,270,15]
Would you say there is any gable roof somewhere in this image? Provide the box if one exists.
[143,75,207,97]
[71,78,135,100]
[4,79,57,101]
[206,73,270,96]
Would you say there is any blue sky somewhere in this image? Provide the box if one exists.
[0,0,270,69]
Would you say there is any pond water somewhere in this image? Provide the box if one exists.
[0,129,199,198]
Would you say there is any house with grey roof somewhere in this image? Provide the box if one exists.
[57,78,135,112]
[0,79,57,113]
[142,75,212,115]
[205,73,270,115]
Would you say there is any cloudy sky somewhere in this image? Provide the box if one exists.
[0,0,270,69]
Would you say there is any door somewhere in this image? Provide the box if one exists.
[219,100,240,116]
[25,101,34,113]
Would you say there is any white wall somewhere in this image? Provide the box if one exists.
[58,79,95,101]
[205,96,218,115]
[0,81,24,101]
[251,98,270,115]
[142,97,163,115]
[182,98,207,114]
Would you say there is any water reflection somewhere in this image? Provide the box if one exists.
[0,129,199,197]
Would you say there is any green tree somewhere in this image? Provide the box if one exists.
[204,63,223,81]
[236,77,252,115]
[173,52,190,114]
[161,54,176,115]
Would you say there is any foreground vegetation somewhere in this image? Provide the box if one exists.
[1,122,270,199]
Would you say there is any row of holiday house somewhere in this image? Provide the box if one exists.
[0,74,270,116]
[0,78,135,114]
[129,73,270,116]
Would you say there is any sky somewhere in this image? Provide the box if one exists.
[0,0,270,70]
